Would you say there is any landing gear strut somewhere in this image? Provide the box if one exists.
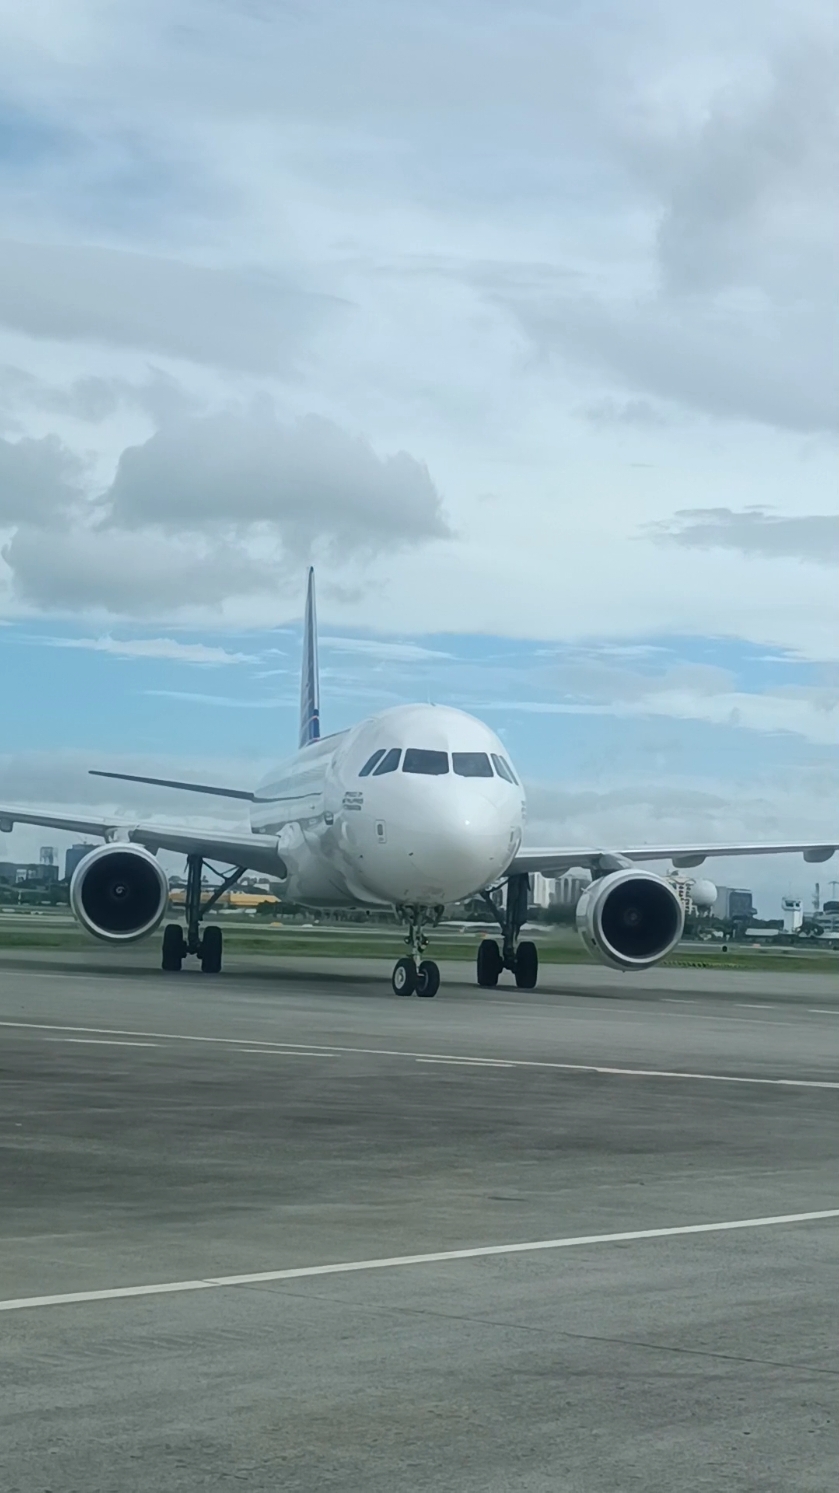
[391,905,443,997]
[161,854,245,975]
[478,874,538,989]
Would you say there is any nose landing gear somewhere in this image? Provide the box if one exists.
[391,905,444,997]
[478,873,539,989]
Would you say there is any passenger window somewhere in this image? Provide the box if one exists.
[372,748,401,775]
[402,748,449,775]
[491,753,516,784]
[452,752,492,778]
[359,750,385,777]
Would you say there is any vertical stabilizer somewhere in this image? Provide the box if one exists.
[298,567,321,748]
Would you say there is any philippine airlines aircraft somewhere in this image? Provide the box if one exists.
[2,571,836,996]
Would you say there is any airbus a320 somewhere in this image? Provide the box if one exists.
[2,571,835,996]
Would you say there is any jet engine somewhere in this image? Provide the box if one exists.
[576,869,684,971]
[69,844,169,942]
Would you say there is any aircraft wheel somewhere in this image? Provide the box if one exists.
[161,923,185,972]
[415,960,440,998]
[392,958,416,996]
[514,940,538,990]
[200,925,223,974]
[476,938,502,988]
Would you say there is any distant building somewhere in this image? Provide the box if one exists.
[551,874,590,909]
[529,872,555,909]
[0,861,59,886]
[714,886,754,922]
[781,897,803,934]
[64,844,95,881]
[665,872,696,911]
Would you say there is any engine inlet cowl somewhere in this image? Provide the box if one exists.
[70,844,169,943]
[576,869,684,971]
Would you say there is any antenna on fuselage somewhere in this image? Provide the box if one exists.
[299,567,321,748]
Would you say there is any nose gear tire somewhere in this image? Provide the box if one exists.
[392,957,416,996]
[415,959,440,997]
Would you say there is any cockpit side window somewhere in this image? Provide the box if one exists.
[402,748,449,775]
[452,751,493,778]
[372,747,401,775]
[491,753,517,784]
[359,749,386,777]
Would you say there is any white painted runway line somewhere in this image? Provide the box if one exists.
[234,1049,340,1057]
[45,1038,160,1048]
[1,1210,836,1315]
[2,1020,837,1088]
[415,1057,517,1068]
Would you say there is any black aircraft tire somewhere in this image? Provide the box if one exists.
[514,940,538,990]
[476,938,502,987]
[392,958,416,996]
[201,925,223,974]
[415,960,440,997]
[161,923,185,972]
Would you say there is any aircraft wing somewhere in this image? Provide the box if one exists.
[0,806,287,878]
[509,842,839,877]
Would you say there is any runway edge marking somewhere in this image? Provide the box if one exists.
[1,1021,837,1088]
[2,1210,837,1314]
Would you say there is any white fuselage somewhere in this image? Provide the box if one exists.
[250,704,525,908]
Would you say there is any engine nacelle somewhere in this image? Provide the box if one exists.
[70,844,169,943]
[576,869,684,971]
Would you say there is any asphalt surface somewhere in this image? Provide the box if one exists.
[1,950,837,1493]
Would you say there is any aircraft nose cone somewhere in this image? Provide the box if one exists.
[393,789,517,902]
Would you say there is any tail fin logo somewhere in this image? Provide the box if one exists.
[299,567,321,748]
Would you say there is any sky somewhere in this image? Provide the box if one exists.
[0,0,837,914]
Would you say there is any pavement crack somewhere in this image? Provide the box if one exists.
[247,1281,838,1375]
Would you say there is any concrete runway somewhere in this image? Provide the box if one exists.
[1,951,837,1492]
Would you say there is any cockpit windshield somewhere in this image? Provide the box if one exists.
[452,752,492,777]
[372,748,401,775]
[402,749,449,775]
[359,750,386,777]
[360,746,517,781]
[491,753,518,784]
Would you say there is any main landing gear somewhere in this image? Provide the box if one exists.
[391,905,444,997]
[478,874,538,990]
[161,853,245,975]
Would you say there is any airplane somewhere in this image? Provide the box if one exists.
[1,569,836,996]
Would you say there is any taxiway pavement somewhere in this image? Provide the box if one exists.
[1,952,837,1492]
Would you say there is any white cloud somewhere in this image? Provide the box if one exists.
[0,430,86,523]
[0,241,334,373]
[103,407,450,547]
[41,635,255,665]
[647,508,838,565]
[143,690,285,708]
[0,0,835,673]
[3,524,276,615]
[627,686,838,746]
[0,402,451,617]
